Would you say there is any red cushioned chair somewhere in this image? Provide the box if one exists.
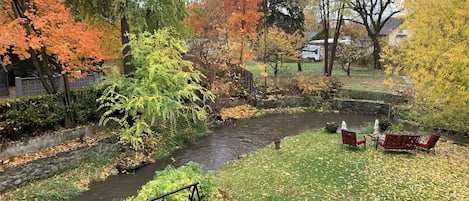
[417,130,441,153]
[341,129,366,149]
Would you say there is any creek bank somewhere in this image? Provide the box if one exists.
[0,135,116,193]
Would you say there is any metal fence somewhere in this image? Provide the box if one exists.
[146,182,201,201]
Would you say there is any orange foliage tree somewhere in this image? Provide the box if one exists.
[226,0,263,64]
[187,0,227,41]
[186,0,262,107]
[0,0,107,127]
[0,0,106,94]
[188,0,263,64]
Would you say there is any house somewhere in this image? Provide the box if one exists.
[379,18,408,47]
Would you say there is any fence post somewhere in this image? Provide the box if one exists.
[15,77,24,97]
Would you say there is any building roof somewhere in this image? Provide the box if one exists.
[379,18,404,36]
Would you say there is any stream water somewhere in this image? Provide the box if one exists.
[69,112,376,201]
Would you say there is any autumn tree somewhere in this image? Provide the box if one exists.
[255,26,303,86]
[0,0,107,126]
[303,5,319,32]
[348,0,402,69]
[186,0,264,102]
[336,43,362,76]
[187,0,227,42]
[227,0,264,64]
[382,0,469,133]
[187,0,239,90]
[341,22,368,47]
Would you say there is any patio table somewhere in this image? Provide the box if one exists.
[368,134,384,150]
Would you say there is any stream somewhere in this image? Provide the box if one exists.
[70,112,376,201]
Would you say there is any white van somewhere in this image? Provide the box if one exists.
[301,45,322,61]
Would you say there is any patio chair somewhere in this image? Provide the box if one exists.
[417,130,441,153]
[341,129,366,149]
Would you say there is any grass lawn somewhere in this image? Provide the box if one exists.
[244,61,407,92]
[213,132,469,200]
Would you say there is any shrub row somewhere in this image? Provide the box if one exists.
[0,87,102,140]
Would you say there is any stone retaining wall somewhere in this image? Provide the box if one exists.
[336,88,408,104]
[0,140,116,193]
[332,99,390,115]
[255,96,322,109]
[0,124,103,158]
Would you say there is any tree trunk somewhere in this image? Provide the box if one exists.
[121,14,134,74]
[321,0,330,76]
[62,74,75,128]
[346,63,351,76]
[274,55,279,87]
[372,38,381,69]
[327,2,345,77]
[297,58,302,72]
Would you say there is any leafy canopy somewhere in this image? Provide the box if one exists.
[0,0,106,79]
[382,0,469,133]
[226,0,264,63]
[256,25,304,62]
[97,28,214,150]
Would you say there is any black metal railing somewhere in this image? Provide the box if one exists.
[146,182,201,201]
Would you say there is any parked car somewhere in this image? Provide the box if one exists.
[301,45,322,61]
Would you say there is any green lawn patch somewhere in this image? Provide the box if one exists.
[213,132,469,200]
[213,132,369,200]
[244,61,407,92]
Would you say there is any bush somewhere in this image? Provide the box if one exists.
[357,52,374,67]
[0,87,103,140]
[69,87,103,124]
[378,118,391,132]
[127,162,224,201]
[325,121,339,133]
[288,75,339,97]
[1,95,64,139]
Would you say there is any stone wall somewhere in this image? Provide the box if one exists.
[332,99,390,115]
[336,88,408,104]
[0,124,102,158]
[0,140,116,193]
[255,96,322,109]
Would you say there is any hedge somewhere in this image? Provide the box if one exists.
[0,87,103,140]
